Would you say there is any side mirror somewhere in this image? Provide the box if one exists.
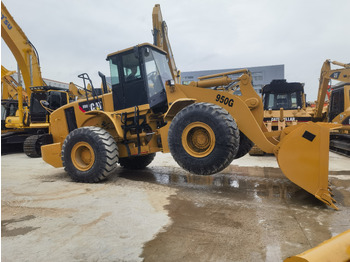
[98,71,108,94]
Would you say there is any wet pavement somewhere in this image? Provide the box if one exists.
[1,152,350,261]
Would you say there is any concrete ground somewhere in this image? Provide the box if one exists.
[1,151,350,261]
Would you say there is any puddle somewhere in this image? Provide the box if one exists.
[116,165,350,208]
[139,165,350,261]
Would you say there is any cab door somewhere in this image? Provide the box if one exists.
[109,51,148,111]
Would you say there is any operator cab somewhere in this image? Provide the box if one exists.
[328,83,348,122]
[107,43,173,113]
[262,80,304,110]
[29,87,69,123]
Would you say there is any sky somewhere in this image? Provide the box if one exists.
[1,0,349,101]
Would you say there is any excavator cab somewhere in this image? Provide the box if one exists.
[328,83,348,123]
[29,88,69,123]
[107,44,172,113]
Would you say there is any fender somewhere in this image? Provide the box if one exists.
[164,98,196,121]
[83,111,124,138]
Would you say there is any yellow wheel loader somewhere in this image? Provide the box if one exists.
[42,43,339,209]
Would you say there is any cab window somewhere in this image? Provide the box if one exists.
[109,58,120,85]
[122,53,141,82]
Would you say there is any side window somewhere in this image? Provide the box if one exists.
[1,105,7,120]
[268,94,275,109]
[109,58,120,85]
[291,92,297,108]
[122,53,141,82]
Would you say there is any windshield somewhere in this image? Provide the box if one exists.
[144,48,172,97]
[264,92,301,110]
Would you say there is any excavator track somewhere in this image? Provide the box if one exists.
[23,135,42,158]
[330,133,350,157]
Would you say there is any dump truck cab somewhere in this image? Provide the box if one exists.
[107,43,172,113]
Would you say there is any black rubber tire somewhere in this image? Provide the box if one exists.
[234,131,254,159]
[23,135,42,158]
[62,126,119,183]
[119,153,156,169]
[168,102,239,175]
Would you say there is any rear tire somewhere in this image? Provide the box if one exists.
[119,153,156,169]
[62,126,119,182]
[168,102,239,175]
[234,131,254,159]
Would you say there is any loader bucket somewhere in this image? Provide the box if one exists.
[274,122,337,210]
[284,229,350,261]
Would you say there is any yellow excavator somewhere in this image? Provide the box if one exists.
[1,65,28,101]
[40,41,340,210]
[312,59,350,156]
[1,65,28,134]
[1,2,90,157]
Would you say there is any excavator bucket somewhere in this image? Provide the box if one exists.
[274,122,338,209]
[284,229,350,261]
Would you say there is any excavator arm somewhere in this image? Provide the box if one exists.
[152,4,181,83]
[1,2,46,99]
[314,59,350,120]
[1,65,27,100]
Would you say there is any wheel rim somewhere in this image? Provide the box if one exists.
[182,122,215,158]
[71,142,95,171]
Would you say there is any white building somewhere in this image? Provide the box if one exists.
[181,64,284,94]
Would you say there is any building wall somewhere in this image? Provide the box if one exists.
[181,65,284,94]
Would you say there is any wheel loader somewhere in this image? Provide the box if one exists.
[41,43,339,209]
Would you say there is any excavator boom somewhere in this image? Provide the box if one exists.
[152,4,180,83]
[1,65,28,101]
[314,59,350,120]
[1,2,45,98]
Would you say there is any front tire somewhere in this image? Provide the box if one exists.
[62,126,119,182]
[168,102,239,175]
